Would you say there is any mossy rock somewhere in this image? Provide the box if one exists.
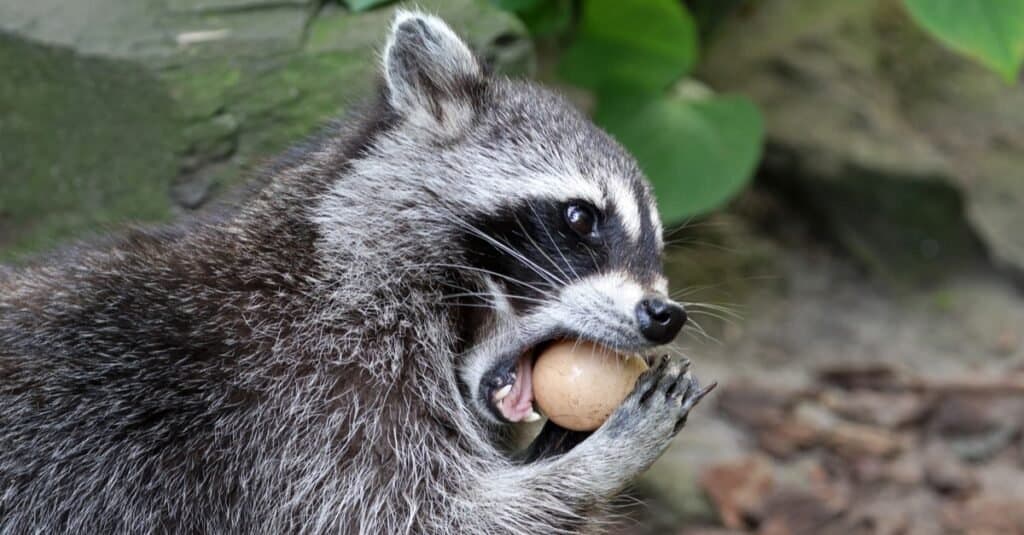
[0,34,180,260]
[0,0,530,261]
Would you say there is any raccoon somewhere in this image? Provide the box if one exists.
[0,11,713,534]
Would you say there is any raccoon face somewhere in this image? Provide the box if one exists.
[457,192,686,425]
[356,12,687,426]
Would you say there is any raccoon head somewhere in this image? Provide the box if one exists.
[321,11,686,425]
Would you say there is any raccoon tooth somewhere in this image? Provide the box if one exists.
[523,410,541,423]
[493,384,512,401]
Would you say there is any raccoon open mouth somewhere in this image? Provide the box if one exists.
[484,342,551,423]
[482,338,648,424]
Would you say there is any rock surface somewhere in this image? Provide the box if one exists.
[698,0,1024,283]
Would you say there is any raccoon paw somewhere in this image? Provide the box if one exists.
[604,355,716,440]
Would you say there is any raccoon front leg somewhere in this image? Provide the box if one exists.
[516,421,590,463]
[466,357,714,533]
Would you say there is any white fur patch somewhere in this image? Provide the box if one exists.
[604,179,642,242]
[648,199,664,247]
[560,271,645,324]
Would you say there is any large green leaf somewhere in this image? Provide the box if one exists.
[559,0,698,94]
[904,0,1024,82]
[490,0,543,10]
[597,93,763,222]
[343,0,395,13]
[492,0,572,37]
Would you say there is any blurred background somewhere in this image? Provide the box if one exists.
[2,0,1024,533]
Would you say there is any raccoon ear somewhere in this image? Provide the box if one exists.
[382,10,483,126]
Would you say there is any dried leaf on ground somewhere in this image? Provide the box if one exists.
[817,363,904,391]
[700,456,775,530]
[716,383,806,428]
[818,389,931,429]
[755,418,818,457]
[758,489,844,535]
[793,403,905,459]
[923,443,979,498]
[942,497,1024,534]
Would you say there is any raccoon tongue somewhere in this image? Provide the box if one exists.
[498,354,535,422]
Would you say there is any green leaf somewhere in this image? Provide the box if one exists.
[903,0,1024,82]
[493,0,572,37]
[519,0,572,37]
[490,0,544,11]
[559,0,698,94]
[342,0,395,13]
[597,93,763,222]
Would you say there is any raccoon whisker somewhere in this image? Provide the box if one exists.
[405,262,558,301]
[438,211,567,287]
[437,302,507,311]
[685,300,744,311]
[525,199,580,281]
[437,264,557,300]
[684,301,744,320]
[687,309,740,328]
[463,223,566,287]
[669,284,728,298]
[684,317,722,345]
[665,345,696,363]
[511,209,572,284]
[662,216,697,240]
[440,293,548,306]
[663,238,742,253]
[662,216,733,242]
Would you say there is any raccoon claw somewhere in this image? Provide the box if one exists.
[607,355,714,439]
[673,378,717,434]
[637,355,671,404]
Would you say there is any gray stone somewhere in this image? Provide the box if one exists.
[699,0,1024,282]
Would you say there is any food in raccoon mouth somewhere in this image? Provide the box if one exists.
[532,340,648,431]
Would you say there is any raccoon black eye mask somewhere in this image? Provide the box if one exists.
[0,9,714,534]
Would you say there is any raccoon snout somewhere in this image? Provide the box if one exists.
[635,297,686,344]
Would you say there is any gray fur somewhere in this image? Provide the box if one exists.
[0,11,708,534]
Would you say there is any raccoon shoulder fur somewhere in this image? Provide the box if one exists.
[0,10,712,534]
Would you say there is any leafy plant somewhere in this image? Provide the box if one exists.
[490,0,1024,223]
[491,0,573,36]
[903,0,1024,83]
[499,0,764,223]
[558,0,698,93]
[596,90,762,223]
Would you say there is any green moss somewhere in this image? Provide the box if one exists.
[306,5,392,54]
[164,65,243,121]
[0,34,180,261]
[161,51,374,191]
[232,53,373,157]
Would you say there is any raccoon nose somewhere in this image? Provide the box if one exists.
[636,297,687,344]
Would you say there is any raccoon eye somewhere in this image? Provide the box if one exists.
[564,201,599,240]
